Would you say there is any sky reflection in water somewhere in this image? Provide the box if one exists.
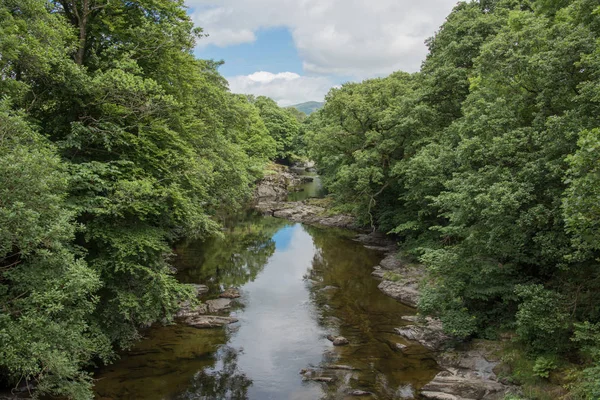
[94,219,438,400]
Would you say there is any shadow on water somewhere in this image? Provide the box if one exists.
[94,215,438,400]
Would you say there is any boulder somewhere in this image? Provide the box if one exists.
[327,335,349,346]
[219,288,241,299]
[206,298,232,313]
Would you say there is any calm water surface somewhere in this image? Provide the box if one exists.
[287,168,325,202]
[94,214,438,400]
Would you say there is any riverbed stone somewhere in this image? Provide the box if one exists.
[185,315,238,329]
[327,335,349,346]
[219,287,241,298]
[348,390,373,396]
[324,364,359,371]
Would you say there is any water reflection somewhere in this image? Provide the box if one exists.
[175,347,252,400]
[174,213,289,293]
[287,168,326,202]
[94,219,438,400]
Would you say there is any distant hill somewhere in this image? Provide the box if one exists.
[289,101,325,115]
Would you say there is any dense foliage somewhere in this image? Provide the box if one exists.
[252,96,303,163]
[306,0,600,396]
[0,0,292,397]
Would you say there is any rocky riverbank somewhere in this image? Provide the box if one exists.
[177,285,240,328]
[355,232,520,400]
[253,165,519,399]
[254,164,356,229]
[183,165,520,399]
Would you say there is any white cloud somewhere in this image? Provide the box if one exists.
[186,0,458,78]
[227,71,334,106]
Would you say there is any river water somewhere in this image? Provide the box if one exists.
[94,213,438,400]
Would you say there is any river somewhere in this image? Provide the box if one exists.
[93,210,439,400]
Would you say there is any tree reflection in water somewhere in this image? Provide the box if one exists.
[174,212,289,292]
[175,346,252,400]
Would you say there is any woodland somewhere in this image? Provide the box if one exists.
[1,0,600,398]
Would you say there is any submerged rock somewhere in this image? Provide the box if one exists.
[299,176,314,183]
[348,390,373,396]
[185,315,238,329]
[327,335,349,346]
[299,368,337,383]
[324,364,359,371]
[219,287,241,299]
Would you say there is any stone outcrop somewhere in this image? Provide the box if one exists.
[421,341,519,400]
[219,287,241,299]
[254,165,356,229]
[356,234,517,399]
[395,316,450,351]
[206,298,232,313]
[254,167,296,201]
[269,202,355,229]
[393,318,518,399]
[177,285,239,328]
[370,252,425,308]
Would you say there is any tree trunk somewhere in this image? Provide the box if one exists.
[74,0,89,65]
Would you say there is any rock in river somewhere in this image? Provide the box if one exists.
[185,315,238,329]
[348,390,373,397]
[220,287,241,298]
[206,298,232,313]
[327,335,349,346]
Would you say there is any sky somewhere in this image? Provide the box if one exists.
[185,0,459,106]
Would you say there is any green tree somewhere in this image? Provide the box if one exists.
[0,103,110,398]
[253,96,302,162]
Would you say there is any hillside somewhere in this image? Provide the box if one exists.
[289,101,324,115]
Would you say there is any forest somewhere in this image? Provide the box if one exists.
[0,0,302,397]
[1,0,600,398]
[305,0,600,397]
